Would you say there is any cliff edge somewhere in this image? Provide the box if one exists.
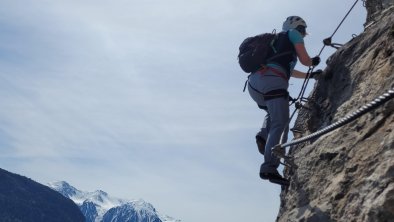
[277,1,394,221]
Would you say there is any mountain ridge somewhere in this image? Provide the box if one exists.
[48,181,180,222]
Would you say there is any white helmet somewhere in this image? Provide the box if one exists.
[282,16,307,34]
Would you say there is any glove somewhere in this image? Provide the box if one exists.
[310,69,323,79]
[311,56,321,66]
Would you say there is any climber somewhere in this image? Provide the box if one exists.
[247,16,323,186]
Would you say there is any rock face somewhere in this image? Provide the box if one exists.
[365,0,394,23]
[277,1,394,222]
[0,168,85,222]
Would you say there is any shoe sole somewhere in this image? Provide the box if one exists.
[269,178,290,186]
[260,173,290,186]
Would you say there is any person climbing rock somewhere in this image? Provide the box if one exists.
[247,16,323,186]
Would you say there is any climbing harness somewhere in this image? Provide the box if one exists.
[257,66,288,80]
[274,87,394,168]
[248,82,290,101]
[244,66,290,100]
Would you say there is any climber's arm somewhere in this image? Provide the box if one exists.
[291,69,307,79]
[294,43,313,66]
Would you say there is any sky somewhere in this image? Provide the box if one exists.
[0,0,366,221]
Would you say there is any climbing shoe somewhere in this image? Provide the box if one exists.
[260,172,290,187]
[255,135,266,155]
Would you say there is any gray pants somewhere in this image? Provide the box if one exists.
[256,111,289,150]
[248,72,289,174]
[261,97,289,173]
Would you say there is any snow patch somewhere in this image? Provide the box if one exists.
[48,181,180,222]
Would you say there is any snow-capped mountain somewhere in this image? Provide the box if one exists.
[48,181,180,222]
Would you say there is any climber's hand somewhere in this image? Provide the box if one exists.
[311,56,321,66]
[310,69,323,79]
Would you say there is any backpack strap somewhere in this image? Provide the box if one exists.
[267,31,294,62]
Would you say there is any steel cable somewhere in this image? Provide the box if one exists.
[279,87,394,149]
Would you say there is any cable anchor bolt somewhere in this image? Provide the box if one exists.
[323,37,343,49]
